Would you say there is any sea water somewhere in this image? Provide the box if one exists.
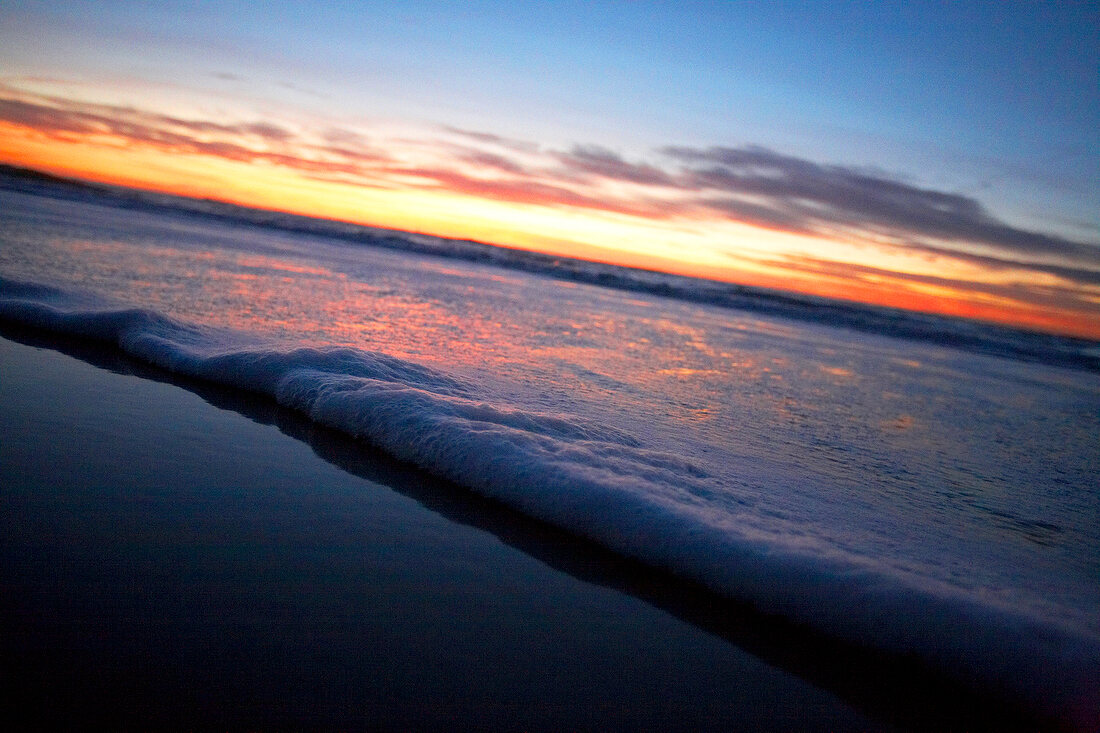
[1,176,1097,724]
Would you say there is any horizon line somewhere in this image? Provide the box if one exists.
[4,161,1099,367]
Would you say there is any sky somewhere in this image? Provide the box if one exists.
[1,0,1098,337]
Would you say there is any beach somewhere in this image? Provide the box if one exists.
[2,326,1063,731]
[2,5,1098,730]
[0,328,873,731]
[2,175,1098,731]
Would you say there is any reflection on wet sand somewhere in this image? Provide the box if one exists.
[0,322,1053,733]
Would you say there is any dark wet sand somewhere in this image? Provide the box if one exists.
[0,328,1049,731]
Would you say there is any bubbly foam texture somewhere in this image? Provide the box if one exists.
[2,275,1097,726]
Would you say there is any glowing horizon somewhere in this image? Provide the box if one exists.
[1,2,1097,338]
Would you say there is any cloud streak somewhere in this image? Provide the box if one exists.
[661,145,1100,264]
[895,241,1100,288]
[764,254,1100,316]
[2,88,1097,308]
[0,93,391,178]
[555,145,676,187]
[386,164,679,219]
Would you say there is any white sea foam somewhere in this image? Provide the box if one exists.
[2,275,1097,726]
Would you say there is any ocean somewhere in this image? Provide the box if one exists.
[2,171,1098,726]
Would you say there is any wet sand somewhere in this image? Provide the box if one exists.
[0,328,1046,731]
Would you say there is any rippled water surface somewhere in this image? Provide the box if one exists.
[2,185,1098,719]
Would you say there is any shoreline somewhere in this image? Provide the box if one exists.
[0,325,1061,731]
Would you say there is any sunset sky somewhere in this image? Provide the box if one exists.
[1,1,1098,337]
